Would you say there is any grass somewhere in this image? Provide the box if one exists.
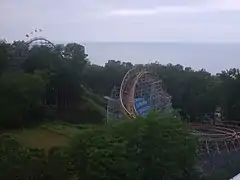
[3,122,93,151]
[11,128,70,151]
[40,122,82,138]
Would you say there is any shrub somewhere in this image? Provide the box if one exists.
[70,112,198,180]
[47,146,76,179]
[0,136,74,180]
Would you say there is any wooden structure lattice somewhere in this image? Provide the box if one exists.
[106,66,240,174]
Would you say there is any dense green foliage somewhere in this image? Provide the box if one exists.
[1,38,240,179]
[0,135,74,180]
[0,40,105,128]
[0,113,197,180]
[84,62,240,122]
[0,72,46,128]
[70,112,197,180]
[1,39,240,127]
[82,59,240,122]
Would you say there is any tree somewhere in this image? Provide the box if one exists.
[51,43,88,110]
[82,60,133,95]
[0,72,46,128]
[3,37,240,125]
[70,112,197,180]
[22,42,88,112]
[0,40,12,74]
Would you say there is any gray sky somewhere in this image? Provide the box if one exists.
[1,0,240,73]
[1,0,240,42]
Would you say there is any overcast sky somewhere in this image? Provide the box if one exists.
[1,0,240,73]
[1,0,240,42]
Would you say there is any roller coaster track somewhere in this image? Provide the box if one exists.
[26,37,56,47]
[119,67,240,156]
[119,67,150,118]
[119,67,134,118]
[25,37,64,59]
[110,66,240,173]
[190,122,240,159]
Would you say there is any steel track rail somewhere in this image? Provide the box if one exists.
[26,37,64,59]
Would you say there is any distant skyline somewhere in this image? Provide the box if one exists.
[1,0,240,42]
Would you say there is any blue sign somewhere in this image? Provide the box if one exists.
[134,98,151,116]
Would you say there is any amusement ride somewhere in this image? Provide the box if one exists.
[106,65,240,172]
[10,29,63,70]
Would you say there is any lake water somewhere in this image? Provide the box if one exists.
[82,42,240,74]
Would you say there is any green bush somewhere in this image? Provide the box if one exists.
[0,136,74,180]
[47,146,76,179]
[70,112,198,180]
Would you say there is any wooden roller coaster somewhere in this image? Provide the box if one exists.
[106,66,240,173]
